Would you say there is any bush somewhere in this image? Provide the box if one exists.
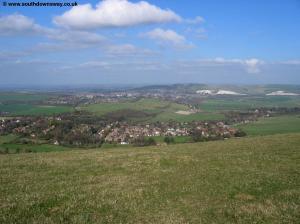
[133,136,156,147]
[24,148,32,153]
[4,148,9,154]
[234,129,247,137]
[164,136,175,144]
[191,129,205,142]
[147,137,156,146]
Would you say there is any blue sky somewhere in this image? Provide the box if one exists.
[0,0,300,85]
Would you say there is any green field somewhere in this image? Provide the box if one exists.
[83,98,187,115]
[151,111,225,122]
[0,104,73,116]
[0,93,51,102]
[147,135,193,144]
[0,134,299,223]
[200,96,300,112]
[0,134,17,145]
[83,98,224,122]
[237,114,300,136]
[0,135,73,153]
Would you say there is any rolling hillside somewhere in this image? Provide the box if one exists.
[0,134,299,223]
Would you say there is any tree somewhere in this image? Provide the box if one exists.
[234,129,247,137]
[147,137,156,146]
[164,136,175,144]
[191,129,205,142]
[133,136,156,147]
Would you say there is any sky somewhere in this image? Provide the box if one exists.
[0,0,300,86]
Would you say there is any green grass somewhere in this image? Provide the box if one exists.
[0,93,51,102]
[0,134,299,223]
[151,111,225,122]
[0,134,17,145]
[83,98,225,122]
[83,98,187,116]
[147,135,192,144]
[0,143,73,153]
[237,114,300,136]
[0,135,73,153]
[0,104,73,116]
[200,96,300,112]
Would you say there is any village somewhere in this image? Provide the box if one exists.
[2,104,299,147]
[0,114,243,147]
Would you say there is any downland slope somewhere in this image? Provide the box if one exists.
[0,133,299,223]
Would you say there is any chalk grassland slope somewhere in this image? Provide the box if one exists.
[200,96,300,112]
[0,134,299,223]
[83,98,224,122]
[237,114,300,136]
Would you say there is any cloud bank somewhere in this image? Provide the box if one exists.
[143,28,192,49]
[0,14,43,35]
[54,0,181,29]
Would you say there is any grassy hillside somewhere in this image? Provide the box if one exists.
[0,134,299,223]
[237,114,300,136]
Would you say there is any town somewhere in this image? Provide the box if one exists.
[0,113,244,147]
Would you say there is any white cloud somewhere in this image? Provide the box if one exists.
[244,58,263,73]
[0,51,29,60]
[45,30,106,44]
[202,58,264,73]
[185,16,205,24]
[104,44,156,57]
[186,27,207,39]
[144,28,185,44]
[176,58,264,74]
[142,28,192,49]
[78,60,168,71]
[54,0,181,29]
[0,14,44,35]
[280,60,300,65]
[79,61,111,69]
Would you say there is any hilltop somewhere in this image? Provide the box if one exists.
[1,133,299,223]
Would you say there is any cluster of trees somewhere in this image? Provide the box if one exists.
[132,136,157,147]
[190,128,246,142]
[164,136,175,144]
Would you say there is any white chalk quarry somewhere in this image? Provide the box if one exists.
[266,91,299,96]
[196,89,246,96]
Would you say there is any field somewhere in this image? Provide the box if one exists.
[200,96,300,112]
[0,104,73,116]
[83,98,224,122]
[83,98,187,115]
[147,135,193,144]
[0,92,73,116]
[0,134,299,223]
[151,111,225,122]
[0,93,51,102]
[237,114,300,136]
[0,135,73,153]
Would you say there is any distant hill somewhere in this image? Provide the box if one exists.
[134,84,300,95]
